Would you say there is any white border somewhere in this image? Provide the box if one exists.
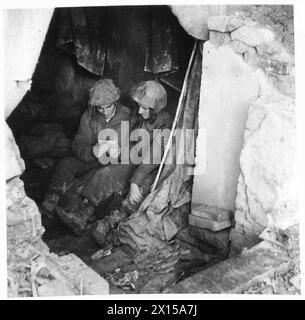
[1,0,304,301]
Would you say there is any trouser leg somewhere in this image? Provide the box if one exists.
[42,157,86,212]
[81,163,136,206]
[92,170,157,247]
[55,163,131,235]
[43,157,100,211]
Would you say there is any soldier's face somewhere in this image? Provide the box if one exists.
[97,102,116,119]
[138,104,151,120]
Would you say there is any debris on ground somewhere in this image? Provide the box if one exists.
[43,220,226,294]
[108,270,139,290]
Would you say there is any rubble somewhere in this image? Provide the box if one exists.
[209,31,231,47]
[166,240,291,294]
[207,15,252,32]
[228,40,256,55]
[7,175,109,297]
[231,25,275,47]
[230,92,296,254]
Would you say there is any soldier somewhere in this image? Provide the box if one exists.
[92,80,173,246]
[41,79,134,233]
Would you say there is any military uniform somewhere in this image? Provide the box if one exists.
[83,109,172,208]
[43,103,134,214]
[90,109,173,245]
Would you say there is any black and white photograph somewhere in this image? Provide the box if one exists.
[2,0,304,301]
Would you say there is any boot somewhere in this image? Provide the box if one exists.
[40,192,61,228]
[55,199,95,235]
[92,209,128,246]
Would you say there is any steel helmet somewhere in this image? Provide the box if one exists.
[130,80,167,113]
[89,79,121,106]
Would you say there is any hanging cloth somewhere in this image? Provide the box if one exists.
[118,42,203,253]
[144,9,180,75]
[56,7,106,76]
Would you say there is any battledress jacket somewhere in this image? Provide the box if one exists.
[74,105,172,205]
[129,110,173,188]
[72,103,133,163]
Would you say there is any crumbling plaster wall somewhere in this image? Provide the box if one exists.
[4,9,54,120]
[5,9,109,297]
[191,9,296,254]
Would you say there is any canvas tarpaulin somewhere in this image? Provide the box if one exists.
[118,41,203,253]
[56,8,106,76]
[144,9,180,75]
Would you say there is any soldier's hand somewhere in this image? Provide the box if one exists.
[108,140,120,158]
[93,142,110,158]
[129,183,143,204]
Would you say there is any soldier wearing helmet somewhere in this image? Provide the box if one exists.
[127,80,172,203]
[41,79,135,232]
[42,79,172,243]
[91,80,173,246]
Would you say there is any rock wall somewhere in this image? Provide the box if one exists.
[192,12,296,254]
[5,9,109,297]
[6,120,110,297]
[191,11,296,254]
[171,5,226,40]
[230,91,296,253]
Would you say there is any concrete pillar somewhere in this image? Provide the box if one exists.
[192,41,260,211]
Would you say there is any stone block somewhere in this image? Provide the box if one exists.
[231,25,275,47]
[189,214,231,232]
[45,253,109,295]
[191,203,233,222]
[166,240,289,294]
[207,15,250,32]
[228,40,256,55]
[209,31,231,46]
[37,279,76,297]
